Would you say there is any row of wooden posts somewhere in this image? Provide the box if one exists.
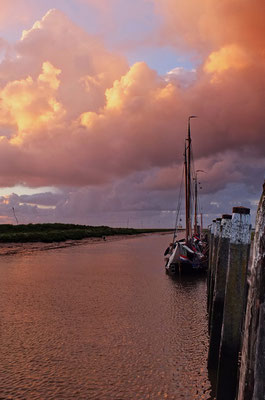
[207,182,265,400]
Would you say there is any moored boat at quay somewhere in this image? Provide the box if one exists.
[164,116,208,274]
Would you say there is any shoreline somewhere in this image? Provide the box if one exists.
[0,223,174,243]
[0,231,174,257]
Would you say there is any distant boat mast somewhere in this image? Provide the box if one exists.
[194,169,206,236]
[12,207,18,225]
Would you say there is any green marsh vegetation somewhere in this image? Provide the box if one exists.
[0,223,172,243]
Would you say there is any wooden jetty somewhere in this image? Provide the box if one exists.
[207,181,265,400]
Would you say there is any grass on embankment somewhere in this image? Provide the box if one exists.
[0,223,173,243]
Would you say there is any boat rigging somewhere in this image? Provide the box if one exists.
[164,116,208,274]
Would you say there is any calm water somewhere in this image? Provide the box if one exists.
[0,234,213,399]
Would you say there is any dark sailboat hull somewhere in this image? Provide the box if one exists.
[164,240,208,275]
[165,259,208,275]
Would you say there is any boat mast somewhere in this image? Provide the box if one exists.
[195,168,206,238]
[184,142,189,243]
[187,116,197,241]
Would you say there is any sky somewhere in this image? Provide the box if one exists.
[0,0,264,227]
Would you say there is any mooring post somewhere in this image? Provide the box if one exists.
[237,183,265,400]
[207,220,216,312]
[208,218,222,329]
[208,214,232,371]
[216,207,251,400]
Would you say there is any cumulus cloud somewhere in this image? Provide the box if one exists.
[165,67,197,88]
[143,151,264,195]
[0,3,263,224]
[0,0,33,27]
[153,0,265,54]
[0,61,64,140]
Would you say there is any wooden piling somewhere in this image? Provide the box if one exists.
[208,218,222,329]
[208,214,232,371]
[207,220,216,312]
[237,183,265,400]
[216,207,251,400]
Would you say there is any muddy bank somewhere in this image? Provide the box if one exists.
[0,231,173,256]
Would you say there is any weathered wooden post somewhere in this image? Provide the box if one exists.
[216,207,251,400]
[208,218,222,329]
[207,220,216,312]
[208,214,232,370]
[237,183,265,400]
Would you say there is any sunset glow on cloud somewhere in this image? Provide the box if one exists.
[0,61,63,141]
[0,1,264,225]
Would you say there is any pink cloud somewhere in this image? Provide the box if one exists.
[153,0,265,54]
[0,1,35,28]
[142,151,264,195]
[0,6,262,200]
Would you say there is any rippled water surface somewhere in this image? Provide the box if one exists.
[0,234,213,399]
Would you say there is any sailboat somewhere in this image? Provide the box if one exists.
[164,116,208,274]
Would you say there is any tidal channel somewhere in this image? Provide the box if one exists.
[0,233,213,399]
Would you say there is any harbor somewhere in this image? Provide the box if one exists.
[0,1,263,399]
[1,185,265,400]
